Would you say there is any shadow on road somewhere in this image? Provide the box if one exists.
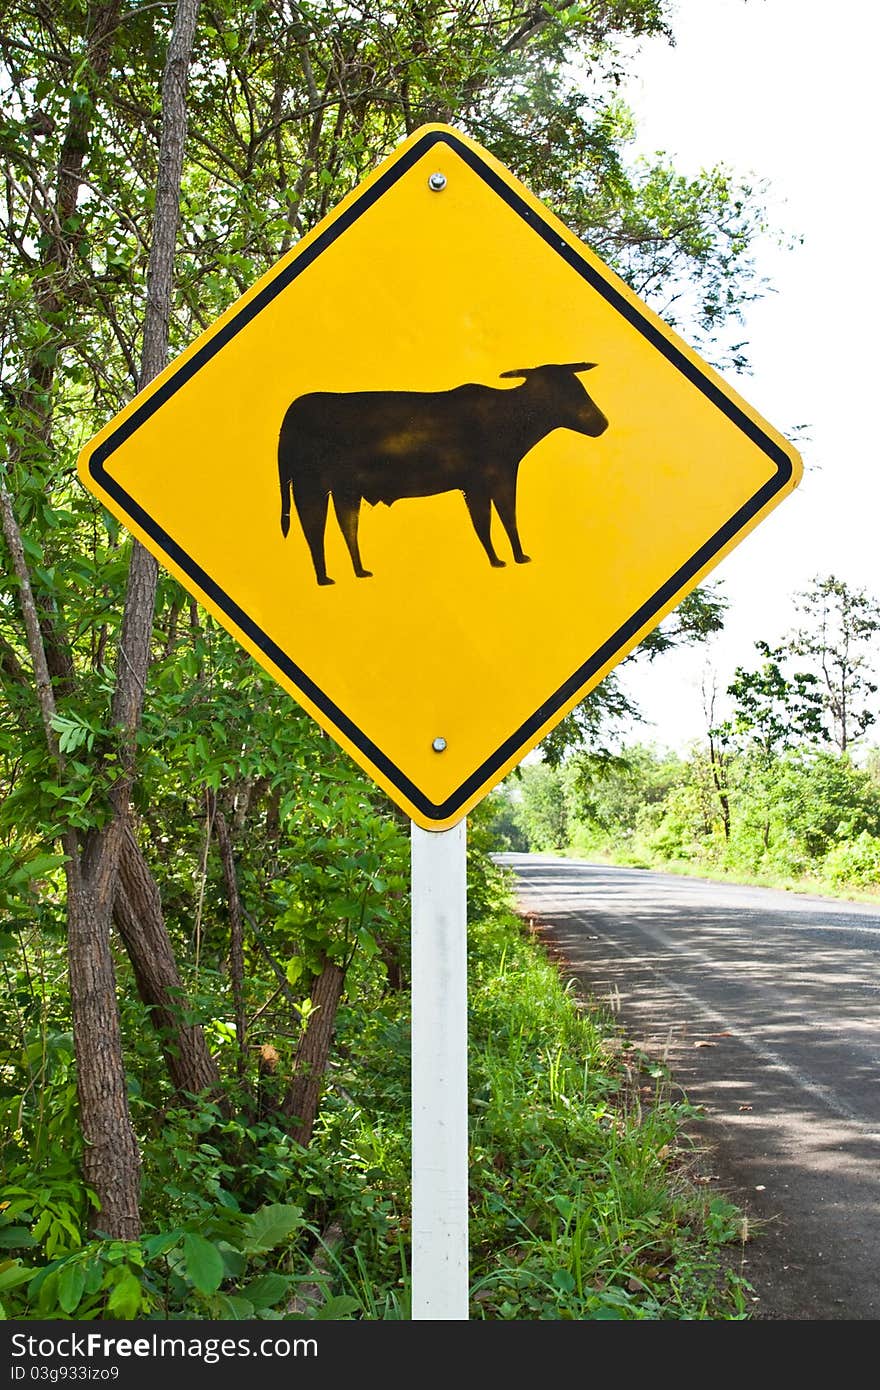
[500,854,880,1320]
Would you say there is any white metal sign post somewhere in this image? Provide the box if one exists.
[410,819,469,1319]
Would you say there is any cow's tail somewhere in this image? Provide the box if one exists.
[279,458,292,538]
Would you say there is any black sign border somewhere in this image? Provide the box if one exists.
[87,128,795,823]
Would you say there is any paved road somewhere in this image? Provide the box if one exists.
[499,854,880,1320]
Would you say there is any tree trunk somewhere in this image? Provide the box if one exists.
[282,958,346,1146]
[2,0,202,1238]
[72,0,201,1235]
[114,822,222,1098]
[66,872,141,1240]
[707,733,731,841]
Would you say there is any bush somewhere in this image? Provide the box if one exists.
[823,831,880,888]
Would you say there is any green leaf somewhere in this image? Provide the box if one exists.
[241,1204,303,1255]
[19,853,65,881]
[57,1261,85,1314]
[105,1270,142,1319]
[0,1261,34,1293]
[0,1227,36,1249]
[218,1242,246,1278]
[142,1232,182,1259]
[182,1232,224,1294]
[242,1273,289,1308]
[357,928,378,959]
[37,1269,59,1312]
[20,533,42,561]
[82,1257,103,1296]
[215,1293,254,1319]
[315,1294,361,1319]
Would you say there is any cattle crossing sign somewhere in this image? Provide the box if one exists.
[77,124,802,828]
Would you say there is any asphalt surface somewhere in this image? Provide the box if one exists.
[498,853,880,1320]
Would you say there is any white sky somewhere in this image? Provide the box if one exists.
[608,0,880,751]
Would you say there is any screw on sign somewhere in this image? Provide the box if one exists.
[77,125,802,1319]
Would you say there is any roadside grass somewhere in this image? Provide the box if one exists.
[560,840,880,907]
[314,862,752,1320]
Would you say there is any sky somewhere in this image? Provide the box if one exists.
[606,0,880,751]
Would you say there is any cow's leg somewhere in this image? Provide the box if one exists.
[464,489,505,568]
[492,479,531,565]
[293,485,333,586]
[334,493,373,579]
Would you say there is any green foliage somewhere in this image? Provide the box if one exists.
[497,762,571,852]
[0,1199,308,1320]
[0,861,748,1321]
[823,832,880,888]
[517,736,880,896]
[569,744,682,842]
[725,640,826,758]
[481,789,529,853]
[769,752,880,863]
[492,584,879,898]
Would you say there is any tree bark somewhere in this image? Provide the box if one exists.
[114,822,222,1098]
[707,732,731,841]
[62,0,201,1237]
[282,957,346,1146]
[12,0,201,1237]
[66,870,141,1240]
[0,477,142,1230]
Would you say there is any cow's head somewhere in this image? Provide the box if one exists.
[500,362,609,438]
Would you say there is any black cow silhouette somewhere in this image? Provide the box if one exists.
[278,363,608,586]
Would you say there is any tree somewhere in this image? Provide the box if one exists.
[726,640,826,757]
[507,762,570,851]
[567,741,681,843]
[702,670,733,841]
[721,640,826,852]
[786,575,880,754]
[483,788,529,851]
[1,0,202,1238]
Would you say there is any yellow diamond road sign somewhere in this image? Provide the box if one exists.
[78,124,802,830]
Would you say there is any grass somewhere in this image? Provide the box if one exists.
[561,839,880,907]
[313,862,752,1319]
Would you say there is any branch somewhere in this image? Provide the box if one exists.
[242,906,304,1020]
[0,471,62,763]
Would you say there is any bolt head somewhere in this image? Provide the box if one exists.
[428,171,447,192]
[432,737,447,752]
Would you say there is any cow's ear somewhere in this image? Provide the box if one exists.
[500,362,598,379]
